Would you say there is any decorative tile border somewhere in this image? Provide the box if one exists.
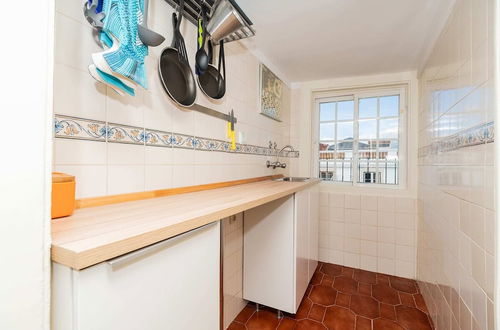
[418,121,494,158]
[54,114,300,158]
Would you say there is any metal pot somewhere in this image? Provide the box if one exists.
[206,0,246,43]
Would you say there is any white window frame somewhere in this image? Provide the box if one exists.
[312,85,408,189]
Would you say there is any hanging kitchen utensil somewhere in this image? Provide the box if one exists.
[206,0,248,43]
[138,0,165,47]
[197,39,226,99]
[83,0,105,29]
[159,1,197,107]
[195,5,209,75]
[215,39,226,98]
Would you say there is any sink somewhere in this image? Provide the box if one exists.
[273,177,311,182]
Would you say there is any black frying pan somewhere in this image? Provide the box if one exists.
[197,39,226,99]
[159,1,196,107]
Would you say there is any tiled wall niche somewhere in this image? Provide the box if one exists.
[318,192,417,279]
[417,0,496,329]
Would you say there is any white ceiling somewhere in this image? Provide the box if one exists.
[238,0,455,82]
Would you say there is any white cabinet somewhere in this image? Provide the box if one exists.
[243,185,319,314]
[52,222,220,330]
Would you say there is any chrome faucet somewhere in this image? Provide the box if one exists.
[267,145,294,169]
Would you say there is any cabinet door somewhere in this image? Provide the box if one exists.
[308,186,319,280]
[244,196,295,313]
[53,222,220,330]
[294,189,310,310]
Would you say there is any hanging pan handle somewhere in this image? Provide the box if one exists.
[218,40,226,83]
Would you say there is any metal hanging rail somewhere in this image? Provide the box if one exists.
[163,0,255,43]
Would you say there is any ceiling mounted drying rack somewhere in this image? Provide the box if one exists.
[163,0,255,44]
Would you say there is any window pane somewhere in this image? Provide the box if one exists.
[380,96,399,117]
[337,121,353,140]
[320,123,335,140]
[379,118,399,139]
[359,97,377,118]
[320,102,335,121]
[359,119,377,139]
[337,101,354,120]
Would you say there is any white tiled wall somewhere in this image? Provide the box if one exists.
[318,192,417,279]
[53,0,291,199]
[417,0,496,329]
[222,214,246,329]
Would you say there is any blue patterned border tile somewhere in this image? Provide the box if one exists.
[54,115,107,141]
[53,114,300,158]
[107,123,145,145]
[170,133,195,149]
[145,129,172,147]
[418,121,494,158]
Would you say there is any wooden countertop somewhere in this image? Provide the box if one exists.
[52,179,319,270]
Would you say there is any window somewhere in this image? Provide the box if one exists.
[315,87,406,186]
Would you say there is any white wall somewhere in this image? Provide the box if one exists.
[0,0,53,329]
[417,0,496,328]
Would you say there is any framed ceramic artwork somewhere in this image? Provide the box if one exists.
[259,64,283,122]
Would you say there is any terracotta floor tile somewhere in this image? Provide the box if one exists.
[350,294,380,319]
[310,285,338,306]
[228,322,247,330]
[309,304,326,322]
[296,319,327,330]
[324,306,355,330]
[373,318,405,330]
[354,269,377,284]
[277,318,297,330]
[295,297,312,319]
[355,316,372,330]
[372,283,401,305]
[321,276,334,287]
[380,303,397,321]
[414,294,429,313]
[341,267,355,278]
[335,292,351,308]
[377,273,390,284]
[246,310,280,330]
[395,305,433,330]
[358,283,371,296]
[235,305,256,323]
[399,292,416,307]
[333,276,358,294]
[390,276,418,294]
[311,272,323,285]
[321,263,343,277]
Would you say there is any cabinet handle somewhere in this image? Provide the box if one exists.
[106,223,215,270]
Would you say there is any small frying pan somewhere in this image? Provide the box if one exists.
[197,40,226,99]
[159,1,196,107]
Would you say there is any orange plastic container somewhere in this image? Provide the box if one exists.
[51,172,76,219]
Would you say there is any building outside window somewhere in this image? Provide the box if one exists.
[314,86,407,187]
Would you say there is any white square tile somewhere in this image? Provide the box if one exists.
[54,165,107,198]
[108,143,145,165]
[329,193,345,208]
[378,227,395,243]
[171,165,195,188]
[378,257,395,275]
[378,242,395,259]
[145,165,172,190]
[395,197,416,214]
[344,238,360,254]
[361,225,378,241]
[395,245,415,262]
[361,240,378,257]
[361,195,378,211]
[320,192,329,206]
[54,139,107,165]
[343,252,360,268]
[330,250,344,264]
[330,222,344,236]
[378,196,395,212]
[320,206,329,221]
[395,229,415,246]
[145,146,172,165]
[395,260,415,278]
[319,234,329,249]
[345,223,361,239]
[395,213,415,230]
[345,209,361,224]
[330,207,345,221]
[330,236,344,251]
[345,194,361,209]
[361,210,377,226]
[107,165,145,195]
[360,255,378,272]
[378,211,395,227]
